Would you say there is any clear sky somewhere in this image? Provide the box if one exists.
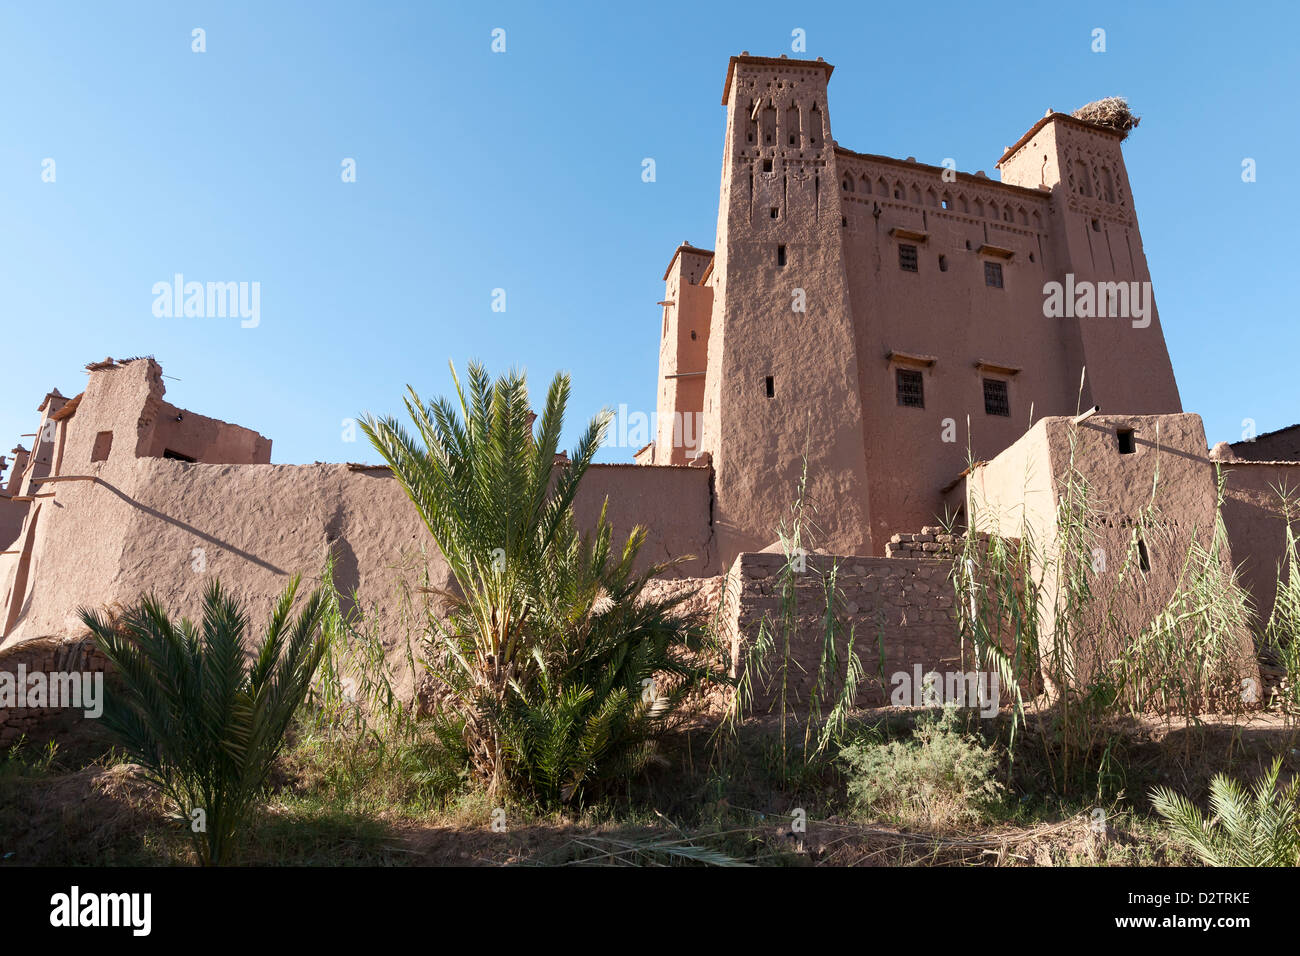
[2,0,1296,476]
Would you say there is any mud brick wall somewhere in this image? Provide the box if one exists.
[728,551,964,712]
[0,636,110,747]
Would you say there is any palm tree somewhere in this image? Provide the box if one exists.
[1150,757,1300,866]
[80,577,327,865]
[361,361,718,800]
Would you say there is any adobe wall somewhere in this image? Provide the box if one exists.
[701,56,873,561]
[575,463,716,575]
[3,443,715,700]
[1218,461,1300,628]
[837,151,1063,551]
[966,413,1259,693]
[1232,426,1300,463]
[145,401,272,464]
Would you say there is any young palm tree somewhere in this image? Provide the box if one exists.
[1150,757,1300,866]
[361,361,718,800]
[80,577,327,865]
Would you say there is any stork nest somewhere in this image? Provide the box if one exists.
[1072,97,1140,140]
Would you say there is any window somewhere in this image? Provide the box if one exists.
[777,245,786,267]
[983,379,1010,417]
[163,448,197,463]
[938,255,948,272]
[1117,428,1136,454]
[896,368,924,408]
[898,244,919,272]
[770,207,779,219]
[765,375,775,398]
[1091,218,1101,232]
[984,261,1003,288]
[762,158,773,172]
[91,431,113,462]
[1137,538,1150,573]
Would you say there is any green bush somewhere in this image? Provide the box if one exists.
[80,577,327,865]
[839,708,1004,829]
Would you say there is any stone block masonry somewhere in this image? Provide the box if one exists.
[726,551,964,712]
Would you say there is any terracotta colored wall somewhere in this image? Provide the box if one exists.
[702,56,872,561]
[1220,462,1300,627]
[574,463,715,575]
[1232,427,1300,462]
[653,248,713,466]
[967,413,1258,692]
[146,401,272,464]
[839,152,1061,549]
[663,57,1185,565]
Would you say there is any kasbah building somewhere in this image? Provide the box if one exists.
[1,54,1295,718]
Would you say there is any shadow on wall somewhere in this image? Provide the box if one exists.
[93,477,288,577]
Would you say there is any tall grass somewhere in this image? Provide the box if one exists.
[952,416,1258,795]
[717,455,864,782]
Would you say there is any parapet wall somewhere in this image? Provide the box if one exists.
[1219,461,1300,627]
[1,454,717,700]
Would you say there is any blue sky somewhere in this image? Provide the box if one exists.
[1,0,1296,475]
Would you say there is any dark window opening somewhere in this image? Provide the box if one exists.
[896,368,924,409]
[1137,538,1150,573]
[765,375,775,399]
[841,215,848,227]
[984,261,1003,288]
[91,431,113,462]
[898,244,919,272]
[983,379,1010,417]
[965,239,972,250]
[1117,428,1136,454]
[1091,218,1101,232]
[762,158,773,172]
[163,448,197,463]
[777,245,786,267]
[690,330,697,340]
[770,207,779,219]
[938,254,948,272]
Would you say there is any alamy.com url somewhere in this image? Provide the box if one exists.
[1114,915,1250,929]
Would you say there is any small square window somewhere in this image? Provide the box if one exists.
[984,261,1003,288]
[1117,428,1136,454]
[896,368,924,408]
[762,158,773,172]
[983,379,1010,417]
[898,244,919,272]
[91,430,113,462]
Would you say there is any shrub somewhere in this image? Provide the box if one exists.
[839,708,1004,829]
[80,577,327,865]
[1150,757,1300,867]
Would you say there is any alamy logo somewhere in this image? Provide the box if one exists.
[1042,273,1151,328]
[49,886,151,936]
[0,665,104,718]
[152,274,260,328]
[606,404,702,456]
[890,665,1000,718]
